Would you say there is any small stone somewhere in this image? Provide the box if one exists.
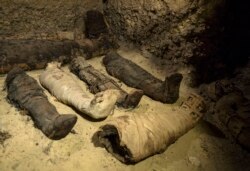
[57,31,74,40]
[188,156,201,167]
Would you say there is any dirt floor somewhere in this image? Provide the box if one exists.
[0,47,250,171]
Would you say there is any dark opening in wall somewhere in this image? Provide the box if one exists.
[191,0,250,85]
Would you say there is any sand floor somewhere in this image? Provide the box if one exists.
[0,47,250,171]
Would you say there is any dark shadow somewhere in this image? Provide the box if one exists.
[190,0,250,86]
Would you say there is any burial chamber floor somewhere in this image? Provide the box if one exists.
[0,47,249,171]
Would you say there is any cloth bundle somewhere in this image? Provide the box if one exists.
[70,57,143,108]
[93,94,205,163]
[39,62,120,119]
[0,39,79,74]
[5,67,77,139]
[103,51,183,103]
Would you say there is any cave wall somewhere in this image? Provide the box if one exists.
[0,0,102,40]
[104,0,223,58]
[103,0,227,85]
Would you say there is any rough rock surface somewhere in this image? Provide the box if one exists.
[0,0,102,39]
[104,0,223,60]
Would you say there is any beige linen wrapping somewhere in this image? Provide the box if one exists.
[39,62,120,119]
[93,94,205,163]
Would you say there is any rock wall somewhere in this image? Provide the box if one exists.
[0,0,102,40]
[104,0,222,57]
[103,0,228,85]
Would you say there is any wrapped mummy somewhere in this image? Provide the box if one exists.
[70,57,143,108]
[79,10,118,59]
[93,94,206,163]
[0,39,79,74]
[5,67,77,139]
[200,80,250,150]
[215,92,250,150]
[39,63,120,119]
[103,51,183,103]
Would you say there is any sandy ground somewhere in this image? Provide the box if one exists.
[0,47,250,171]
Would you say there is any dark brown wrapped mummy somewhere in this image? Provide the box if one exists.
[78,36,118,59]
[70,57,143,108]
[0,39,79,74]
[5,67,77,140]
[85,10,108,39]
[81,10,119,59]
[103,51,183,103]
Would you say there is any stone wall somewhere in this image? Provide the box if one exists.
[0,0,102,40]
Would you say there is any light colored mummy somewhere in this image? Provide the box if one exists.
[39,62,120,119]
[93,94,206,163]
